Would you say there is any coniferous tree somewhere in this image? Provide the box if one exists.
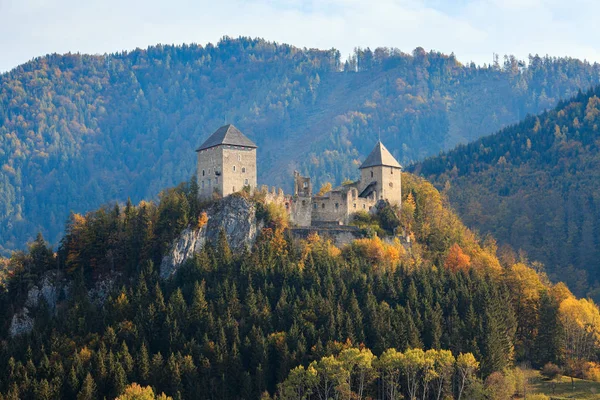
[76,373,96,400]
[137,343,151,384]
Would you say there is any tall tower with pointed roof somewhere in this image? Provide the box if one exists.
[196,124,257,199]
[359,141,402,206]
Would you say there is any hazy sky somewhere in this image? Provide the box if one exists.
[1,0,600,73]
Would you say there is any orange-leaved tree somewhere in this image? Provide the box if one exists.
[444,243,471,272]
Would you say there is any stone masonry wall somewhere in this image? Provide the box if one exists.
[197,146,223,199]
[222,147,257,196]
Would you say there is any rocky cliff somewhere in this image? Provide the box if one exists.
[160,195,263,279]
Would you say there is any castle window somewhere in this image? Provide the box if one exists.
[201,181,205,189]
[202,170,205,176]
[389,182,393,188]
[285,203,289,210]
[391,167,393,174]
[244,179,249,185]
[215,177,219,184]
[302,200,306,206]
[370,171,374,178]
[353,203,356,209]
[303,182,308,188]
[322,203,325,209]
[363,204,366,209]
[208,179,211,186]
[208,168,212,175]
[313,203,317,209]
[369,206,372,210]
[233,165,236,172]
[238,155,241,161]
[335,203,339,209]
[242,167,246,173]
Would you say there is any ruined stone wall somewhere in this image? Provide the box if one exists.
[311,191,351,224]
[261,185,286,205]
[294,172,312,197]
[259,185,312,227]
[289,195,312,226]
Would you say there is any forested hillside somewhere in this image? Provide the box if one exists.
[1,174,597,399]
[414,86,600,301]
[2,37,600,254]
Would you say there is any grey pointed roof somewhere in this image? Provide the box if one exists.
[196,124,257,151]
[359,141,402,169]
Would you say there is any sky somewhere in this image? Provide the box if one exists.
[1,0,600,73]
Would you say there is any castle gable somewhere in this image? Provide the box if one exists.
[196,124,257,152]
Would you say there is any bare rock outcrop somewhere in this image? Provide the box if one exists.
[9,271,65,337]
[8,269,119,337]
[160,196,262,278]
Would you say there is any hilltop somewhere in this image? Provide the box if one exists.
[414,86,600,301]
[2,37,600,254]
[1,174,599,399]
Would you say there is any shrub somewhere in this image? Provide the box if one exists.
[541,362,561,380]
[485,371,515,400]
[583,361,600,382]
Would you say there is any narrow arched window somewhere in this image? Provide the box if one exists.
[370,171,374,178]
[233,165,236,172]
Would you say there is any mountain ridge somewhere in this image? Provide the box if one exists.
[2,37,600,255]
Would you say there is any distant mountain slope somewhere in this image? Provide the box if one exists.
[2,37,600,254]
[414,86,600,299]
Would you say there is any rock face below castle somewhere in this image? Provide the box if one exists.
[160,196,262,278]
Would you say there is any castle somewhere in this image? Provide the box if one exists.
[196,124,402,227]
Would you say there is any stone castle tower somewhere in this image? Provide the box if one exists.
[196,124,257,199]
[358,141,402,207]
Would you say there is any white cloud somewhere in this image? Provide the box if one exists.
[0,0,599,73]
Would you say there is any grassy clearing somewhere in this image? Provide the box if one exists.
[526,370,600,399]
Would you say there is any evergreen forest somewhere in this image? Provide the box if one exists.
[415,86,600,302]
